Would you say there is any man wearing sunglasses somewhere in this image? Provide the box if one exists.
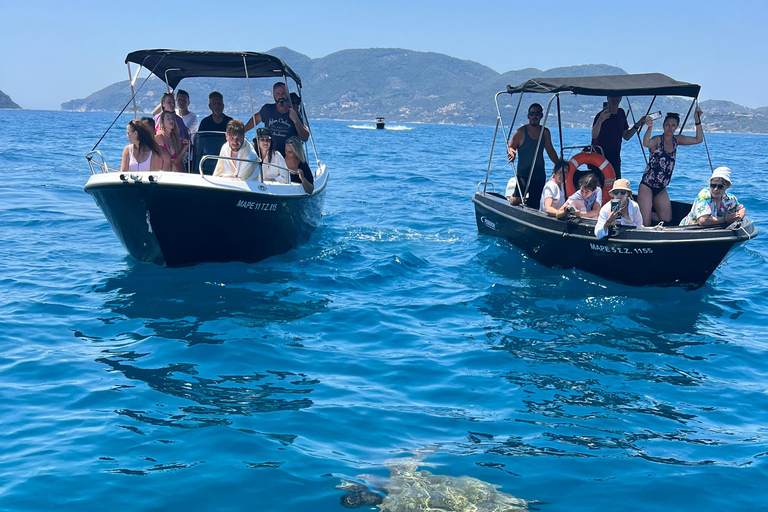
[594,178,643,238]
[507,103,559,207]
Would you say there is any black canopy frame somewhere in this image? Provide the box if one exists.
[484,73,706,200]
[125,49,302,88]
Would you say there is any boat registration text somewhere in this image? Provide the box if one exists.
[237,200,277,211]
[590,243,653,254]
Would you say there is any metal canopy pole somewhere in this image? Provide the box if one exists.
[243,55,257,134]
[625,97,649,165]
[483,117,501,194]
[694,99,713,172]
[556,93,563,159]
[127,63,138,119]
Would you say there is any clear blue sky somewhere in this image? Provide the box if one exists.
[1,0,765,111]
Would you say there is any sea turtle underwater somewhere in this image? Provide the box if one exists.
[336,454,529,512]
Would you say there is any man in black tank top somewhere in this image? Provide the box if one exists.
[507,103,559,207]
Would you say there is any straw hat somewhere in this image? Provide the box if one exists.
[709,167,732,187]
[611,179,632,192]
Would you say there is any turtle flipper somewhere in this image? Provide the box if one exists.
[337,479,385,509]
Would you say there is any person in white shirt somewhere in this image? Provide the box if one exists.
[254,127,289,183]
[213,119,257,179]
[175,89,198,134]
[594,178,644,238]
[539,160,570,218]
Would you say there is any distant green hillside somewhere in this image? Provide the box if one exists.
[60,47,768,133]
[0,89,21,109]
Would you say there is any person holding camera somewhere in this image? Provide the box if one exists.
[594,179,643,238]
[591,95,645,179]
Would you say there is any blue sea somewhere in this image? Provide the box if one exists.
[1,110,767,511]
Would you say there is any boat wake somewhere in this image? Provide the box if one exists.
[348,125,413,131]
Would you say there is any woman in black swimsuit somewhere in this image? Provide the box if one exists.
[637,108,703,226]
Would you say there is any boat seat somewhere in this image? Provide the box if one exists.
[190,131,227,175]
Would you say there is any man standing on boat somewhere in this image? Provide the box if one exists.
[591,96,643,179]
[507,103,559,208]
[199,92,232,133]
[244,82,309,155]
[176,90,198,134]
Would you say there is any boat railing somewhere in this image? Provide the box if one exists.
[200,155,308,186]
[86,150,111,174]
[199,154,263,180]
[477,181,495,193]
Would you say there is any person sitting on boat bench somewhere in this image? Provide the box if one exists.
[151,92,190,141]
[507,103,559,208]
[594,179,643,238]
[539,160,570,219]
[213,119,258,180]
[244,82,309,155]
[679,166,745,227]
[120,119,171,172]
[255,127,289,183]
[564,173,602,219]
[284,136,314,194]
[591,96,644,180]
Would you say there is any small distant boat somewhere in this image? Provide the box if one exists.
[375,117,385,129]
[84,49,328,267]
[472,73,758,288]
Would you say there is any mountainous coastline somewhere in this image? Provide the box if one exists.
[0,89,21,109]
[61,47,768,133]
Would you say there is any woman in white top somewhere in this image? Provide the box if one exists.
[539,160,569,219]
[594,178,644,238]
[120,119,170,172]
[254,127,289,183]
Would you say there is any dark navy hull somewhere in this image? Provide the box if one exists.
[473,191,757,288]
[85,171,326,267]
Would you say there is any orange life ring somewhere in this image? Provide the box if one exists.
[565,151,616,205]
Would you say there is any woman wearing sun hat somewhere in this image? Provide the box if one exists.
[679,167,745,226]
[594,178,644,238]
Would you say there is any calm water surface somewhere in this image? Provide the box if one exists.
[1,110,767,511]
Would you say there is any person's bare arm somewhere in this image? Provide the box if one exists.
[244,112,262,133]
[591,109,609,140]
[507,128,523,162]
[289,109,310,142]
[120,146,130,172]
[677,107,704,145]
[642,118,659,151]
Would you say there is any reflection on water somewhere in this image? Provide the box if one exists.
[92,262,330,345]
[465,245,760,468]
[96,350,315,430]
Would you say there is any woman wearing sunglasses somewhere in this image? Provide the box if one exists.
[594,179,643,238]
[679,167,745,226]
